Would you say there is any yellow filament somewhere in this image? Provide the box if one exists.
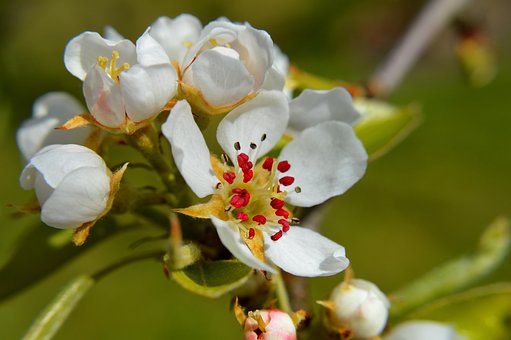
[96,50,130,82]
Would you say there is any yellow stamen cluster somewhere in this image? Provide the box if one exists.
[96,50,130,83]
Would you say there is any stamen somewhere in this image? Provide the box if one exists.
[279,176,295,186]
[270,198,285,210]
[248,228,255,239]
[275,208,289,219]
[216,182,222,189]
[278,219,290,232]
[252,215,267,225]
[294,186,302,193]
[291,217,300,224]
[237,212,249,221]
[230,188,250,208]
[250,142,257,149]
[277,161,291,173]
[262,157,274,171]
[222,153,229,164]
[234,142,241,151]
[237,153,253,171]
[271,230,283,241]
[243,169,253,183]
[261,134,267,141]
[223,172,236,184]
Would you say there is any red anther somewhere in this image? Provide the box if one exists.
[252,215,267,225]
[230,188,250,208]
[223,171,236,184]
[270,198,285,210]
[237,153,253,171]
[279,176,295,186]
[277,161,291,173]
[278,219,290,232]
[248,228,255,239]
[237,211,249,221]
[271,230,283,241]
[276,185,282,193]
[262,157,274,171]
[275,208,289,219]
[243,169,254,183]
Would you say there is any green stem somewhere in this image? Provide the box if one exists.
[274,270,292,314]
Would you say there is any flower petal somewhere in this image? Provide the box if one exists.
[279,121,367,207]
[289,88,361,131]
[41,167,110,228]
[17,92,88,160]
[211,216,275,273]
[120,63,177,122]
[264,226,349,277]
[216,90,289,161]
[161,100,217,198]
[385,321,465,340]
[64,31,136,80]
[20,144,107,190]
[136,29,170,66]
[83,65,126,128]
[103,26,124,42]
[150,14,202,64]
[261,67,285,92]
[185,47,254,107]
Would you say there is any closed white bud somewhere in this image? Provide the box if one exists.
[384,321,466,340]
[326,278,390,338]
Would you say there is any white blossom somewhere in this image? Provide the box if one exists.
[385,321,466,340]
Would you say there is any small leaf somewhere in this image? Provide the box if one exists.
[172,259,252,298]
[390,217,510,319]
[22,275,95,340]
[406,283,511,340]
[353,98,421,161]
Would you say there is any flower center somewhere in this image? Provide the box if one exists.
[97,50,130,83]
[217,135,301,241]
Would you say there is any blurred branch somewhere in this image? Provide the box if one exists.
[368,0,473,97]
[389,216,510,319]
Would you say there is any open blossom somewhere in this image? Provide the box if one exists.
[64,30,177,132]
[385,321,466,340]
[162,90,367,276]
[244,309,296,340]
[17,92,90,160]
[147,15,273,113]
[19,144,122,232]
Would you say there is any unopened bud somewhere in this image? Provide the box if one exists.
[242,309,296,340]
[384,320,466,340]
[322,278,390,338]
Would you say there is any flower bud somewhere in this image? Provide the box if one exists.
[384,321,466,340]
[243,309,296,340]
[19,144,126,244]
[323,278,390,338]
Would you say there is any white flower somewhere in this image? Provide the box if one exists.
[17,92,90,160]
[385,321,466,340]
[19,144,118,230]
[64,30,177,132]
[325,278,390,338]
[162,90,367,276]
[244,309,296,340]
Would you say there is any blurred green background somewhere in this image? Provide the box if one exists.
[0,0,510,338]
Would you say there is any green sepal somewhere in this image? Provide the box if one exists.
[353,98,421,161]
[172,259,252,298]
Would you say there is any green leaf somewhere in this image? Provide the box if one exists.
[22,275,95,340]
[390,217,510,319]
[172,259,252,298]
[353,98,421,161]
[406,283,511,340]
[0,217,126,301]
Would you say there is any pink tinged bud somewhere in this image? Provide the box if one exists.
[244,309,297,340]
[328,279,390,338]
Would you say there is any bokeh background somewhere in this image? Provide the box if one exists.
[0,0,510,338]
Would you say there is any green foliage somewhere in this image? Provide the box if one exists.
[22,275,94,340]
[172,260,252,298]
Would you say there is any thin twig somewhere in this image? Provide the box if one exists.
[368,0,473,97]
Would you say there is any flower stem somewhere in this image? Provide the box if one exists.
[274,270,292,314]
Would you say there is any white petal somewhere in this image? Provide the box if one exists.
[17,92,88,160]
[41,167,110,228]
[261,67,285,92]
[289,88,361,131]
[20,144,107,190]
[272,44,289,78]
[230,24,273,89]
[211,216,275,273]
[150,14,202,64]
[385,321,466,340]
[64,31,136,80]
[216,91,289,161]
[161,100,217,198]
[264,226,349,277]
[185,48,254,107]
[83,65,126,128]
[120,64,177,122]
[103,26,124,42]
[136,29,170,66]
[279,121,367,207]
